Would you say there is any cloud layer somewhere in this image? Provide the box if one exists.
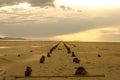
[0,0,120,41]
[52,27,120,42]
[0,0,55,7]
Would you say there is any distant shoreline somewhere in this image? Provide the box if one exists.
[0,40,119,43]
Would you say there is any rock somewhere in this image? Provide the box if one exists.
[98,54,102,57]
[17,54,20,57]
[25,66,32,77]
[72,52,76,57]
[75,67,88,75]
[73,58,80,63]
[40,56,45,63]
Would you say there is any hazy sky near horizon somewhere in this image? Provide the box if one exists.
[0,0,120,41]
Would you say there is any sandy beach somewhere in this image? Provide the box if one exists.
[0,41,120,80]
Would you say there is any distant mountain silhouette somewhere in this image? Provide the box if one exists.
[0,37,26,40]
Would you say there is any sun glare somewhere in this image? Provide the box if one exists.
[18,2,31,8]
[54,0,120,8]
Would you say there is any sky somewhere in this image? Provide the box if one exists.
[0,0,120,42]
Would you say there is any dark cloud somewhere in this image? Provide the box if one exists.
[0,0,55,7]
[28,0,55,7]
[77,10,82,12]
[60,6,73,11]
[0,0,22,7]
[60,6,66,10]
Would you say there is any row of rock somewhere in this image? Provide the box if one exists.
[24,42,87,77]
[40,42,61,63]
[25,42,61,77]
[63,42,80,63]
[63,42,88,75]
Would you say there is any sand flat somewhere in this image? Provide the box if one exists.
[0,41,120,80]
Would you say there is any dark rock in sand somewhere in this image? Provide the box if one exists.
[72,52,76,57]
[17,54,21,57]
[73,58,80,63]
[25,66,32,77]
[30,50,33,52]
[98,54,102,57]
[47,52,51,57]
[75,67,88,75]
[40,56,45,63]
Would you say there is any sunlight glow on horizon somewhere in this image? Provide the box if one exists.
[54,0,120,8]
[17,2,31,8]
[51,26,120,41]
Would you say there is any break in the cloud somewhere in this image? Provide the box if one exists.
[51,27,120,42]
[0,0,55,7]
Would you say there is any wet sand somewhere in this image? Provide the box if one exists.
[0,41,120,80]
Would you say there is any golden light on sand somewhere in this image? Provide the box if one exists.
[18,2,31,8]
[54,0,120,8]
